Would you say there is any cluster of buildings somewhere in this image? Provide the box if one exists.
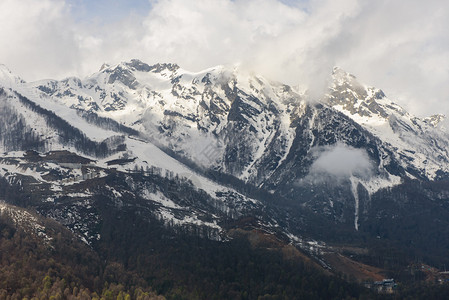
[364,278,396,294]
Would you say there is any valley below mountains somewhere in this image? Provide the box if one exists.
[1,59,449,299]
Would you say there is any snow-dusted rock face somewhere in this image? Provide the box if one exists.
[26,60,449,185]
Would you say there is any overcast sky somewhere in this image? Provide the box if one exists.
[1,0,448,117]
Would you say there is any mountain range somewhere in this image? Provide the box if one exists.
[1,59,449,298]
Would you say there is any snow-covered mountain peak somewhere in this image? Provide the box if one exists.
[322,67,449,180]
[423,114,445,128]
[0,64,14,76]
[99,63,111,72]
[331,66,357,83]
[326,67,442,132]
[0,64,26,88]
[327,67,406,122]
[87,60,182,92]
[104,60,180,77]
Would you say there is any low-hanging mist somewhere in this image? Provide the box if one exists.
[300,143,374,186]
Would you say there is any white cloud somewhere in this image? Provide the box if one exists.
[333,0,449,118]
[0,0,81,80]
[1,0,449,117]
[309,143,373,178]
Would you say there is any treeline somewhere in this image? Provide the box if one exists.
[76,110,139,136]
[0,205,163,300]
[0,90,46,152]
[8,90,124,157]
[1,279,163,300]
